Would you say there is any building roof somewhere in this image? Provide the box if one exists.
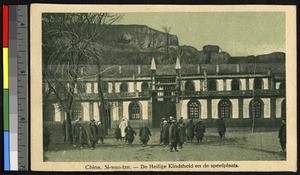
[44,63,285,80]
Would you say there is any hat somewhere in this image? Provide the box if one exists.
[172,119,176,123]
[163,120,167,124]
[90,119,95,122]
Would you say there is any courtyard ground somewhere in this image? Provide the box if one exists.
[44,127,286,162]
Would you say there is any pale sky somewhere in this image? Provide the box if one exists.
[115,12,285,56]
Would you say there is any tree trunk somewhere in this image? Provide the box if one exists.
[97,75,108,135]
[65,112,73,145]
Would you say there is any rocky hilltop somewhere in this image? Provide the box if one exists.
[43,24,285,65]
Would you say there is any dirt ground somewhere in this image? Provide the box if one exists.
[44,128,286,162]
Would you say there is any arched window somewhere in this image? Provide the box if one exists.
[141,82,149,92]
[231,79,240,91]
[77,82,87,93]
[129,101,141,120]
[120,82,128,93]
[218,99,232,118]
[281,99,286,118]
[72,103,83,121]
[43,104,55,121]
[279,82,285,90]
[185,80,195,91]
[254,78,263,90]
[208,79,217,91]
[249,98,264,118]
[188,99,200,119]
[101,82,108,93]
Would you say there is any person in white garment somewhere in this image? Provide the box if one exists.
[119,118,128,141]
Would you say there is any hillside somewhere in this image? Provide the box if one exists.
[42,24,285,65]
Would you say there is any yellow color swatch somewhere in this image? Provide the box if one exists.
[3,48,9,89]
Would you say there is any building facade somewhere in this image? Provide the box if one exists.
[43,57,286,128]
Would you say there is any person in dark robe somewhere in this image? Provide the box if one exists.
[217,117,226,140]
[178,122,186,149]
[79,126,89,148]
[169,120,179,152]
[72,118,82,147]
[139,123,152,147]
[97,121,105,144]
[186,119,195,143]
[160,120,169,146]
[43,126,51,151]
[62,120,66,142]
[166,116,173,145]
[125,123,137,145]
[89,119,98,150]
[278,119,286,152]
[159,117,166,145]
[194,120,206,143]
[114,124,122,143]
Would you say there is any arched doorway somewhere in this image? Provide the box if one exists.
[152,101,176,127]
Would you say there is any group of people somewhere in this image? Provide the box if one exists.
[114,118,152,147]
[159,116,207,152]
[72,118,106,149]
[43,116,286,153]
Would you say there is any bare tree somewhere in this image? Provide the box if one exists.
[42,13,121,144]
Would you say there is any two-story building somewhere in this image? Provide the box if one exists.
[43,57,286,128]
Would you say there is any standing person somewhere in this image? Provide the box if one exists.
[62,120,66,142]
[194,120,206,143]
[114,124,122,143]
[43,126,51,151]
[97,121,105,144]
[278,119,286,152]
[166,116,173,145]
[79,126,89,148]
[217,117,226,140]
[89,119,98,150]
[119,118,128,141]
[186,119,195,143]
[169,119,179,152]
[139,123,152,147]
[159,117,165,145]
[72,118,82,147]
[125,123,137,145]
[160,120,169,146]
[178,122,186,149]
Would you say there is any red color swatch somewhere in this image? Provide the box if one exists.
[3,5,9,47]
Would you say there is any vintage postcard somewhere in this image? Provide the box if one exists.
[30,4,297,171]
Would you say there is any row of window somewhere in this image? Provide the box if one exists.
[188,98,286,119]
[185,79,285,91]
[44,79,285,94]
[43,98,286,121]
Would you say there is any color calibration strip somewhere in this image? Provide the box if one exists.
[3,5,29,171]
[3,5,10,171]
